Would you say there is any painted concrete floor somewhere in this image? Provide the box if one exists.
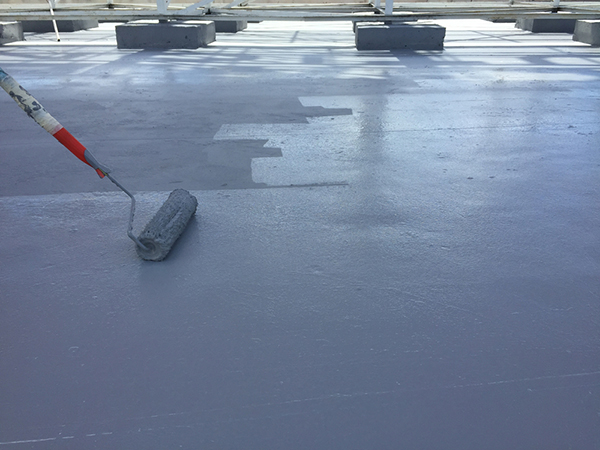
[1,19,599,449]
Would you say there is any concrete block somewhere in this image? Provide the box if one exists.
[355,22,445,51]
[21,19,98,33]
[515,18,576,33]
[116,21,215,49]
[573,20,600,46]
[0,21,23,45]
[353,18,417,33]
[215,20,247,33]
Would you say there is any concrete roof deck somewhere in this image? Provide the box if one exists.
[1,20,599,449]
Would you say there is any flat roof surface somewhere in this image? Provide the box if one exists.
[1,20,599,449]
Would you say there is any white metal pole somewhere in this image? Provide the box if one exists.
[384,0,393,16]
[47,0,60,42]
[157,0,169,15]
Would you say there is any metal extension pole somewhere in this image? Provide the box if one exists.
[104,172,149,251]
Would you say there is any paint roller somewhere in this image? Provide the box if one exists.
[0,67,197,261]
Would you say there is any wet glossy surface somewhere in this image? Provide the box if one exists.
[1,20,599,449]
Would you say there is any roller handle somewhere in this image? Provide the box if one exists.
[0,67,109,178]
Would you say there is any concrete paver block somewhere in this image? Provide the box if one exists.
[215,20,247,33]
[21,19,98,33]
[352,18,417,33]
[0,21,23,44]
[573,20,600,46]
[355,22,445,51]
[116,21,216,49]
[515,18,576,33]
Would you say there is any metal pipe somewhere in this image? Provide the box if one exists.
[385,0,393,15]
[47,0,60,41]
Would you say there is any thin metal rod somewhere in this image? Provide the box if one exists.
[105,172,149,251]
[47,0,60,42]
